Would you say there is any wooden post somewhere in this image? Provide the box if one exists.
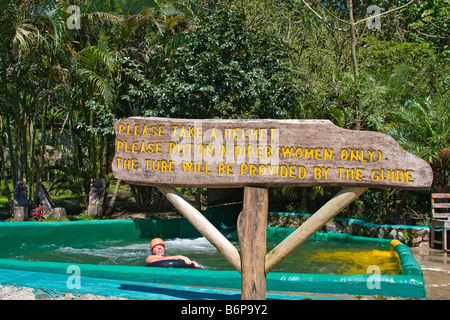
[158,187,242,272]
[88,178,105,216]
[265,186,367,273]
[238,186,268,300]
[13,182,28,221]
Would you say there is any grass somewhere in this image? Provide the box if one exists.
[0,180,185,222]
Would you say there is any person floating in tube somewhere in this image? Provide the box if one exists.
[145,238,200,268]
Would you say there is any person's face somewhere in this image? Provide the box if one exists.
[152,244,166,256]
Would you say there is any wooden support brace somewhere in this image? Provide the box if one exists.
[238,186,268,300]
[157,187,242,273]
[265,186,368,273]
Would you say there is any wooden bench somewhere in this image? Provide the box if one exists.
[430,193,450,251]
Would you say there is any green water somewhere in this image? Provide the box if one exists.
[5,237,401,275]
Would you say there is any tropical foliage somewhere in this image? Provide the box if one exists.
[0,0,448,223]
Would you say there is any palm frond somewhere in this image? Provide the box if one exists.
[13,22,40,53]
[77,68,114,106]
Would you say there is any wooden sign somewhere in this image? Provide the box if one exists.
[112,117,433,189]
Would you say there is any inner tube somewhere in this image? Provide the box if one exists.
[145,259,196,269]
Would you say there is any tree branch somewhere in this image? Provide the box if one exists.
[314,0,350,25]
[415,29,450,39]
[299,0,350,32]
[429,20,450,35]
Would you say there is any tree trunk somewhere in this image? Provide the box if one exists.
[20,116,28,182]
[37,103,47,185]
[348,0,359,80]
[194,189,201,211]
[29,116,36,205]
[105,179,121,216]
[301,187,308,211]
[397,190,409,215]
[89,109,95,178]
[348,0,362,129]
[0,142,13,209]
[6,118,17,187]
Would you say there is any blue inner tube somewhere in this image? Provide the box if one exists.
[145,259,196,269]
